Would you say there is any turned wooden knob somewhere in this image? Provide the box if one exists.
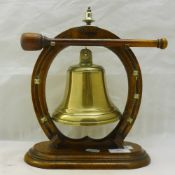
[157,38,168,49]
[21,33,49,51]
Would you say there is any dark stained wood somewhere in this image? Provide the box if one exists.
[25,141,150,169]
[21,32,168,50]
[21,33,44,51]
[23,25,151,169]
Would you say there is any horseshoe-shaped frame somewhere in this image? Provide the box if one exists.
[31,26,142,148]
[25,25,151,169]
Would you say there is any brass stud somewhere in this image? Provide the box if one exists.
[133,70,139,77]
[127,117,133,124]
[41,116,48,124]
[50,41,56,46]
[34,77,40,85]
[134,94,140,99]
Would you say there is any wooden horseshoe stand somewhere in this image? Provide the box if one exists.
[21,25,167,169]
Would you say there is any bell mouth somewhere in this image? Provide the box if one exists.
[52,109,121,126]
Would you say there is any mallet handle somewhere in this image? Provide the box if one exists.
[21,33,168,51]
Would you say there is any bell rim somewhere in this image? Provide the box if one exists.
[52,117,119,126]
[52,110,121,126]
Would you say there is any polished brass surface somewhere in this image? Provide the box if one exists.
[52,48,121,126]
[83,7,94,25]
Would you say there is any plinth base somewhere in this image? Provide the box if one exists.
[24,141,150,169]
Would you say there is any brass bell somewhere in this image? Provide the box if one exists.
[52,48,121,126]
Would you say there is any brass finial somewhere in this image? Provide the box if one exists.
[83,7,95,25]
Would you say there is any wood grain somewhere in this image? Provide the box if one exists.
[21,32,168,50]
[24,25,149,169]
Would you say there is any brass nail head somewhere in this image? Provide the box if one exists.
[34,77,40,85]
[127,117,133,124]
[82,7,95,25]
[50,41,56,46]
[134,94,140,99]
[133,70,139,77]
[41,116,48,124]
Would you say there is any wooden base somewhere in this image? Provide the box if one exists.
[24,141,150,169]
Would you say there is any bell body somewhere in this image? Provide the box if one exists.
[52,49,121,126]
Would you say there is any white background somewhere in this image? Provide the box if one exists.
[0,0,175,174]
